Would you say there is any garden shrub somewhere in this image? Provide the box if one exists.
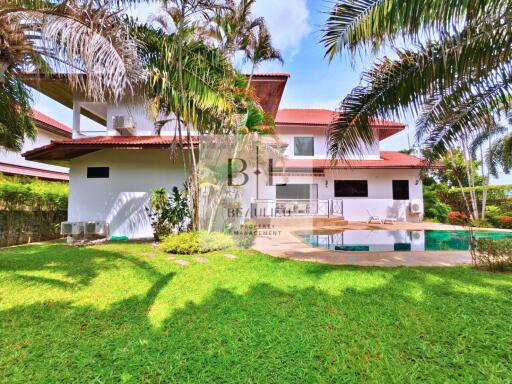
[160,231,234,254]
[474,238,512,272]
[497,216,512,229]
[470,219,492,228]
[234,221,257,248]
[483,205,501,227]
[146,187,190,241]
[425,203,451,223]
[447,211,468,225]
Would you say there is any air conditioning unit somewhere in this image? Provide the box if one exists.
[409,200,422,214]
[61,222,84,235]
[84,221,108,236]
[112,115,135,136]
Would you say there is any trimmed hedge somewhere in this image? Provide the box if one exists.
[0,176,68,246]
[0,176,68,211]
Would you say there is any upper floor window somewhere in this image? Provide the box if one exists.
[392,180,409,200]
[334,180,368,197]
[294,137,314,156]
[87,167,109,178]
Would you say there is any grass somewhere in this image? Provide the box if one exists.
[1,242,512,383]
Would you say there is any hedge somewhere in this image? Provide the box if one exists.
[444,184,512,213]
[0,176,68,211]
[0,176,68,246]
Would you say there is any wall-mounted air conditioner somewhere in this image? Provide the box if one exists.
[61,222,84,235]
[112,115,135,136]
[409,200,422,214]
[84,221,108,236]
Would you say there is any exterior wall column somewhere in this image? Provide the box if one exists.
[72,99,81,138]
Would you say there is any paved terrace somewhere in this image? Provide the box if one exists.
[252,221,508,267]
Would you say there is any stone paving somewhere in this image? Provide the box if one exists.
[252,221,481,267]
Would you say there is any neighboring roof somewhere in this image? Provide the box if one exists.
[0,162,69,181]
[23,135,198,162]
[248,73,289,118]
[32,110,72,138]
[276,109,406,140]
[273,151,430,170]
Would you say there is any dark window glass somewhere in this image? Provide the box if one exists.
[294,137,314,156]
[392,180,409,200]
[87,167,109,178]
[394,243,411,251]
[334,180,368,197]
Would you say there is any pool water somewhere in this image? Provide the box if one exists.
[299,230,512,252]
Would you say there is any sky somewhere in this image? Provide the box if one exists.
[31,0,511,184]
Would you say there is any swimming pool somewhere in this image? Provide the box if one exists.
[299,230,512,252]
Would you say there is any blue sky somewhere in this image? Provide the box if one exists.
[31,0,511,183]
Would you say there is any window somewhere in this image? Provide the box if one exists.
[334,180,368,197]
[87,167,109,178]
[276,184,318,200]
[392,180,409,200]
[294,137,314,156]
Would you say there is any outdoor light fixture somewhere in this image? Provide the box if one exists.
[325,180,328,188]
[415,179,420,185]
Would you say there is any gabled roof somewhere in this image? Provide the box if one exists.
[274,151,429,170]
[23,135,198,162]
[32,110,72,138]
[276,109,406,140]
[0,162,69,181]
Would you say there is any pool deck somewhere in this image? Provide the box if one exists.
[252,221,496,267]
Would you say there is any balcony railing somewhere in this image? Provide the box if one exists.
[250,199,344,218]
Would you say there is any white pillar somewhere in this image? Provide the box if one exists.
[72,100,81,138]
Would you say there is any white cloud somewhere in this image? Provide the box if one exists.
[252,0,311,54]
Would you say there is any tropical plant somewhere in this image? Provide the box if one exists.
[244,22,283,90]
[207,0,264,57]
[0,0,142,151]
[322,1,512,160]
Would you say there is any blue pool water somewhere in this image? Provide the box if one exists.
[299,230,512,252]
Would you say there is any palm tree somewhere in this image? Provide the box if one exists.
[207,0,264,58]
[321,1,512,160]
[0,0,142,151]
[469,121,508,218]
[244,23,283,91]
[139,1,246,229]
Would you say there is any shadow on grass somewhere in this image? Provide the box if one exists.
[1,246,512,382]
[0,241,160,287]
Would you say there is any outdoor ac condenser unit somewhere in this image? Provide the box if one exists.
[61,222,85,235]
[84,221,108,236]
[409,201,422,214]
[112,115,135,136]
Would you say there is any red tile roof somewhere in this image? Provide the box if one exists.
[275,109,406,140]
[250,73,290,78]
[0,162,68,181]
[23,135,198,161]
[32,110,72,137]
[275,151,429,170]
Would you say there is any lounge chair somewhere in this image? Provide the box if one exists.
[367,209,397,224]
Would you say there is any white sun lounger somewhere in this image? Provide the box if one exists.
[367,209,397,224]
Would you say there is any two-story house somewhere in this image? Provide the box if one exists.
[23,73,426,239]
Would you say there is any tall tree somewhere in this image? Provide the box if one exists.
[0,0,142,151]
[244,23,283,90]
[321,1,512,160]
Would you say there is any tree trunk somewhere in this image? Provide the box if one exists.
[245,61,256,92]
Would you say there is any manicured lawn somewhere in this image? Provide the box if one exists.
[1,242,512,383]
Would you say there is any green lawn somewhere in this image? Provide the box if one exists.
[1,242,512,383]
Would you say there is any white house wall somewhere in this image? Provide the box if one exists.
[68,149,186,238]
[277,126,381,160]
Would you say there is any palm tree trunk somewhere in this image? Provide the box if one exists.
[245,61,256,92]
[480,143,488,219]
[462,138,479,220]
